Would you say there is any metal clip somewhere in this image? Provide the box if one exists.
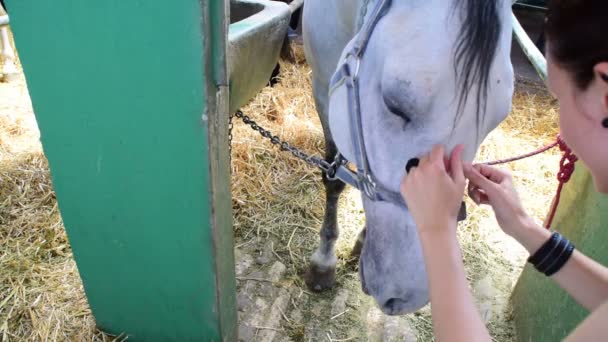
[362,174,378,200]
[327,153,345,181]
[325,161,338,180]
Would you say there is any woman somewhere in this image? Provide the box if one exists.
[400,0,608,340]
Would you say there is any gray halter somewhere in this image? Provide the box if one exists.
[327,0,467,220]
[327,0,405,206]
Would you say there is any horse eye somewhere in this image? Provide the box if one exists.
[384,99,411,124]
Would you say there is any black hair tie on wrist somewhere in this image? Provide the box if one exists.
[528,232,575,277]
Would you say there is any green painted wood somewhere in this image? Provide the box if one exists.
[8,0,236,340]
[512,164,608,341]
[205,1,238,340]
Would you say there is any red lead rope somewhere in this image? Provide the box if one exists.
[485,140,560,166]
[483,135,578,229]
[545,137,578,228]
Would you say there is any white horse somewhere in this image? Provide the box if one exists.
[303,0,515,315]
[0,3,17,81]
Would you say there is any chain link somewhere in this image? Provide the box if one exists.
[229,110,334,174]
[228,111,235,167]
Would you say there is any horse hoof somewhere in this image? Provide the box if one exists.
[304,263,336,292]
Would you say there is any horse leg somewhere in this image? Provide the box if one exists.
[0,24,17,80]
[350,227,366,258]
[304,138,345,291]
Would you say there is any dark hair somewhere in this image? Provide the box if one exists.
[453,0,501,131]
[545,0,608,90]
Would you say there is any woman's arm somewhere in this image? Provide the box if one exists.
[420,228,491,342]
[465,164,608,311]
[565,300,608,341]
[510,219,608,311]
[401,145,491,342]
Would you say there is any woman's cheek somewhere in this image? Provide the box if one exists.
[558,102,580,148]
[558,107,573,143]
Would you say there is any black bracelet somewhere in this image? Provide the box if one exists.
[535,234,568,273]
[528,232,575,277]
[544,242,575,277]
[528,232,560,266]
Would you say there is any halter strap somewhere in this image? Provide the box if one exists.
[326,0,468,220]
[328,0,402,205]
[352,0,391,58]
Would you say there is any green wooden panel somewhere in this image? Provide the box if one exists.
[512,164,608,341]
[8,0,236,340]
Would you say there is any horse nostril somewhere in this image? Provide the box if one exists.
[384,298,408,313]
[405,158,420,173]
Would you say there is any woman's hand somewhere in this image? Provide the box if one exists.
[463,163,535,239]
[400,144,466,236]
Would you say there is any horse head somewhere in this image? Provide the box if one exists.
[304,0,514,315]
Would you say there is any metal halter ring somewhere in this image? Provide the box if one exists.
[344,52,362,80]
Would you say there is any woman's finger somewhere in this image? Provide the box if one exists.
[474,164,511,184]
[476,188,490,205]
[418,153,431,170]
[464,163,499,195]
[468,184,481,205]
[468,184,490,206]
[450,144,465,184]
[429,144,446,169]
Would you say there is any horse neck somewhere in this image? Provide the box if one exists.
[329,0,369,36]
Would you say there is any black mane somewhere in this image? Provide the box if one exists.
[453,0,502,130]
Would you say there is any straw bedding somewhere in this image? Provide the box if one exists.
[1,41,559,340]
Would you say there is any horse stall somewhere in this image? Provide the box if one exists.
[3,0,238,340]
[0,1,606,341]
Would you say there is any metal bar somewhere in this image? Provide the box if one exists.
[0,15,8,26]
[512,11,547,81]
[204,0,237,339]
[513,2,547,11]
[288,0,304,14]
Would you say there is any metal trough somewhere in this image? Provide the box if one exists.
[228,0,291,113]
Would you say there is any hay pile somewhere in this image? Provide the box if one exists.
[0,74,119,340]
[1,41,560,341]
[231,58,560,340]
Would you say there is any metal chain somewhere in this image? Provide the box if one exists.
[228,111,235,166]
[230,110,334,174]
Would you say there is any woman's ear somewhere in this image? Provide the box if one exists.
[594,62,608,113]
